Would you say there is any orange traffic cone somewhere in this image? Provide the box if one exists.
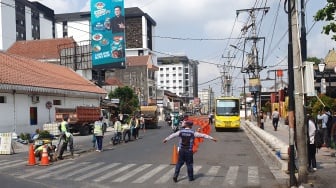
[171,144,179,165]
[39,145,50,166]
[27,143,36,166]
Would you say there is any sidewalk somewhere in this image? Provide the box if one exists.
[248,118,336,188]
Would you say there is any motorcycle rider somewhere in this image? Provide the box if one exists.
[172,114,180,132]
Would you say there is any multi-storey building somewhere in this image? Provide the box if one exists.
[198,88,215,114]
[157,56,198,102]
[0,0,55,50]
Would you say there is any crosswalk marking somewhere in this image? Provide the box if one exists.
[74,163,121,181]
[248,166,259,186]
[54,162,105,180]
[112,164,152,182]
[132,164,169,183]
[0,160,26,169]
[35,162,90,179]
[4,159,265,186]
[18,161,74,179]
[223,166,239,187]
[93,164,136,182]
[200,166,221,186]
[179,165,202,184]
[154,166,175,184]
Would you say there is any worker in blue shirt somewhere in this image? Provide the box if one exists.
[163,121,217,182]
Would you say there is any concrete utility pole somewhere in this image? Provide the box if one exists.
[287,0,307,186]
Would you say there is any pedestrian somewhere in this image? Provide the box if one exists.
[94,117,104,152]
[307,114,317,172]
[259,111,264,130]
[317,107,331,147]
[208,112,213,125]
[139,114,146,134]
[57,131,74,160]
[113,117,122,141]
[330,112,336,156]
[272,108,280,131]
[129,115,138,140]
[163,121,217,182]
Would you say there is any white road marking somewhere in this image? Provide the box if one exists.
[18,161,74,179]
[93,164,136,182]
[55,162,105,180]
[112,164,152,182]
[154,166,175,184]
[74,163,120,181]
[248,166,259,186]
[200,166,221,186]
[132,164,169,183]
[223,166,239,187]
[35,162,89,179]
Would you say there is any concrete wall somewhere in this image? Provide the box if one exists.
[0,92,100,135]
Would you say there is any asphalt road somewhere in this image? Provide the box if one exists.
[0,120,287,188]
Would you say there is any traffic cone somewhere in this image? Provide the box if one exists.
[27,143,36,166]
[171,144,178,165]
[39,145,50,166]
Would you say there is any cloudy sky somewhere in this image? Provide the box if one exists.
[35,0,333,97]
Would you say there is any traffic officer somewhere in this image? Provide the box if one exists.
[94,117,104,152]
[163,121,217,182]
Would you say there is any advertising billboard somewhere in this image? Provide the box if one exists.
[91,0,126,69]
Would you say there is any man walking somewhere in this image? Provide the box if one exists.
[163,121,217,182]
[272,108,280,131]
[94,117,104,152]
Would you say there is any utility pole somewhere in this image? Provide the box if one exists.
[237,7,269,127]
[221,52,235,96]
[287,0,307,186]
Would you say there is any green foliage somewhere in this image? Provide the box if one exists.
[19,133,31,140]
[108,86,139,114]
[306,57,322,64]
[38,130,51,139]
[308,94,336,117]
[314,1,336,40]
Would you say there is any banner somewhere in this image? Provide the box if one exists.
[0,132,13,155]
[91,0,126,69]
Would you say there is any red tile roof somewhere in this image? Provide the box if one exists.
[105,77,124,86]
[6,38,76,60]
[0,52,106,94]
[126,55,159,70]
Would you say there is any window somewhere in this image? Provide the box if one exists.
[178,67,182,70]
[166,80,170,83]
[173,67,176,70]
[160,74,164,77]
[173,80,176,83]
[166,68,169,71]
[160,68,163,71]
[185,74,189,79]
[185,68,189,73]
[173,74,176,77]
[0,96,6,103]
[166,74,169,77]
[53,100,61,105]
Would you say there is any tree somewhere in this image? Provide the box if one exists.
[314,1,336,40]
[108,86,139,114]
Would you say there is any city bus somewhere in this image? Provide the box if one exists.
[214,96,240,131]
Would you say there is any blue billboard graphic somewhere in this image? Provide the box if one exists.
[91,0,126,69]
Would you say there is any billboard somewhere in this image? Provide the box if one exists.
[91,0,126,69]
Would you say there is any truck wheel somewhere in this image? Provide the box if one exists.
[80,125,90,136]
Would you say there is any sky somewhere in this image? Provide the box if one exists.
[34,0,334,97]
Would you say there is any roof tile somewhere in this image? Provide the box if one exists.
[0,52,106,94]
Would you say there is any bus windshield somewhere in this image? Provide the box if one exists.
[216,99,239,116]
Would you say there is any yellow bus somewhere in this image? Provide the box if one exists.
[214,96,240,131]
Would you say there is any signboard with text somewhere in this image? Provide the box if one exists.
[0,132,13,155]
[91,0,126,69]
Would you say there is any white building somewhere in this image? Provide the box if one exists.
[157,56,198,102]
[0,52,106,134]
[0,0,54,51]
[198,88,215,114]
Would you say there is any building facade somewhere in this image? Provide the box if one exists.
[198,88,214,114]
[0,52,106,134]
[0,0,55,50]
[157,56,198,102]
